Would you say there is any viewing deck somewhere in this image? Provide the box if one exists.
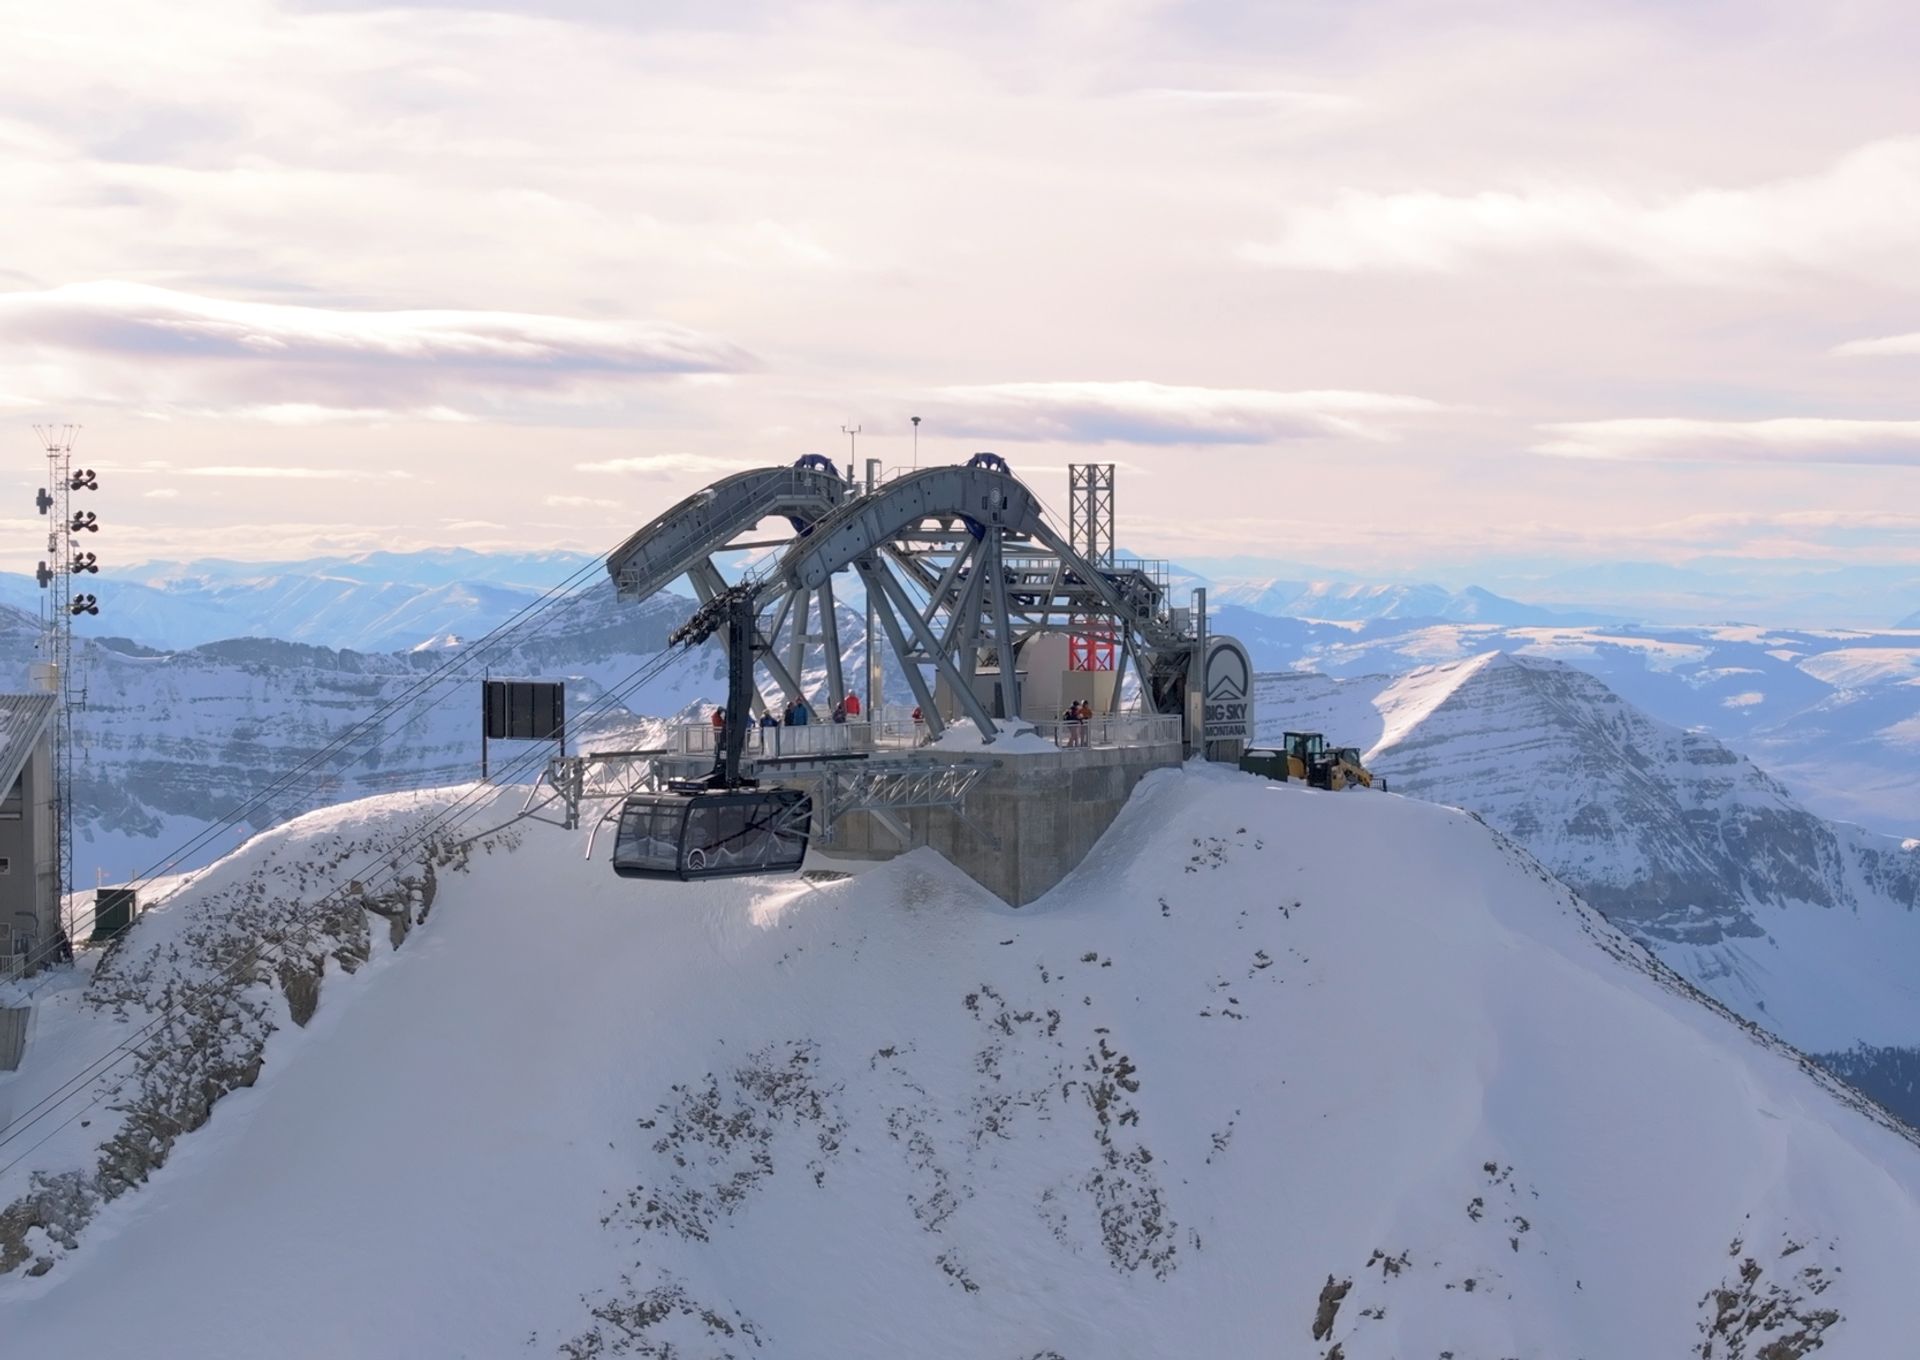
[672,713,1184,762]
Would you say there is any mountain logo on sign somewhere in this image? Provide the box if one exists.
[1206,644,1248,703]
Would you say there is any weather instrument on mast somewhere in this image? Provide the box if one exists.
[31,425,99,955]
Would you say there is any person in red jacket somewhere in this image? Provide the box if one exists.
[844,691,862,718]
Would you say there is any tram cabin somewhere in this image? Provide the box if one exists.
[611,786,811,881]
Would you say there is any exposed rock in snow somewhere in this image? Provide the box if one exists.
[0,789,480,1275]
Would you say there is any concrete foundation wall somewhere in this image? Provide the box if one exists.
[819,740,1182,906]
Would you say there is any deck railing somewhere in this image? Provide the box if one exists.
[674,712,1182,758]
[1028,713,1183,749]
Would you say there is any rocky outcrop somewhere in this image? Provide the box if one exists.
[0,831,460,1278]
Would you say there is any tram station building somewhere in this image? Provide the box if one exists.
[0,692,59,978]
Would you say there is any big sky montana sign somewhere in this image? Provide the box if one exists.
[1202,636,1252,743]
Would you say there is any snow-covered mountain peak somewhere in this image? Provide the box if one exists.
[1363,652,1914,946]
[6,768,1920,1356]
[1362,649,1510,752]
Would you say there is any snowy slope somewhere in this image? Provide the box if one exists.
[1258,654,1920,1118]
[4,768,1920,1357]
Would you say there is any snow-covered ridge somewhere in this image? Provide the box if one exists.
[4,767,1920,1357]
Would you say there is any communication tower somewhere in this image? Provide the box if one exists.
[1067,463,1116,671]
[32,425,99,949]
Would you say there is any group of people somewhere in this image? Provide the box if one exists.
[711,691,864,737]
[714,692,1096,745]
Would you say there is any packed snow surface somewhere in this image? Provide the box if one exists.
[5,767,1920,1358]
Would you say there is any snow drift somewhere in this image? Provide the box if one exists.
[3,765,1919,1358]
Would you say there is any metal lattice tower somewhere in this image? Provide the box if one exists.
[1067,463,1116,671]
[33,425,96,949]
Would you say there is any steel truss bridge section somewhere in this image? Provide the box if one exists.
[536,749,668,832]
[809,759,994,849]
[603,456,1205,749]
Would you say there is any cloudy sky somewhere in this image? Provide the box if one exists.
[2,0,1917,619]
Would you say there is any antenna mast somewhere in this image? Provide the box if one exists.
[840,423,861,483]
[1067,463,1116,672]
[33,424,99,954]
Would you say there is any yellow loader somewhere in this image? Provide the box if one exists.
[1280,731,1374,790]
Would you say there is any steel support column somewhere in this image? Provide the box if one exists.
[858,558,946,737]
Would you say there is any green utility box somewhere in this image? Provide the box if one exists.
[1238,747,1289,782]
[90,887,138,942]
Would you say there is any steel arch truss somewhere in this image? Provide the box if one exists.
[606,460,1198,744]
[604,460,859,720]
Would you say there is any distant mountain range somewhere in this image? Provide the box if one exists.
[2,548,1912,841]
[0,588,701,885]
[1256,651,1920,1126]
[1203,577,1591,624]
[0,548,601,654]
[9,542,1906,650]
[1175,552,1920,629]
[7,551,1580,650]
